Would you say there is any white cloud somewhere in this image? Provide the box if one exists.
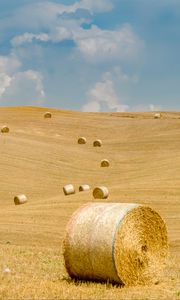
[74,24,143,62]
[82,77,129,112]
[7,0,143,63]
[0,53,45,105]
[102,66,139,84]
[76,0,113,13]
[1,70,45,105]
[0,0,144,108]
[12,22,143,63]
[3,0,113,35]
[0,54,21,74]
[82,100,101,112]
[11,32,49,47]
[0,73,12,97]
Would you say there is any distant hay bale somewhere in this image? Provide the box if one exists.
[3,267,11,274]
[101,159,110,167]
[79,185,90,192]
[14,194,27,205]
[154,113,162,119]
[63,202,168,285]
[93,186,109,199]
[1,126,9,133]
[93,139,102,147]
[44,112,52,119]
[63,184,75,196]
[78,137,87,144]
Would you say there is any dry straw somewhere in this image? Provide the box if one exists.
[1,126,9,133]
[44,112,52,118]
[78,137,87,144]
[14,194,27,205]
[93,139,102,147]
[101,159,110,167]
[63,184,75,196]
[63,202,168,286]
[79,185,90,192]
[154,113,162,119]
[93,186,109,199]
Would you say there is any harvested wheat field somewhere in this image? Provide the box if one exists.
[0,106,179,300]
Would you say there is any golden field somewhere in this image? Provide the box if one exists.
[0,106,179,299]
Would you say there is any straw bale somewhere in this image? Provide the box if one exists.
[1,126,9,133]
[93,139,102,147]
[154,113,161,119]
[93,186,109,199]
[79,185,90,192]
[63,184,75,195]
[14,194,27,205]
[101,159,110,167]
[78,137,87,144]
[44,112,52,118]
[63,202,168,286]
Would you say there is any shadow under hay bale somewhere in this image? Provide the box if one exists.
[14,194,27,205]
[79,185,90,192]
[93,186,109,199]
[1,126,9,133]
[101,159,110,167]
[63,202,168,286]
[93,139,102,147]
[63,184,75,196]
[44,112,52,118]
[78,137,87,144]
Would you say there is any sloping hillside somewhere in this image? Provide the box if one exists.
[0,107,179,299]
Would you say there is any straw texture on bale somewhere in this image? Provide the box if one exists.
[93,139,102,147]
[1,126,9,133]
[44,112,52,118]
[93,186,109,199]
[78,137,87,144]
[63,184,75,196]
[14,194,27,205]
[79,185,90,192]
[63,202,168,286]
[101,159,110,167]
[154,113,161,119]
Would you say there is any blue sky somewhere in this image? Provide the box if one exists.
[0,0,179,111]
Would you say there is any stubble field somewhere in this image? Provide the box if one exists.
[0,107,179,299]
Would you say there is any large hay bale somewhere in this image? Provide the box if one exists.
[93,186,109,199]
[63,202,168,285]
[14,194,27,205]
[154,113,162,119]
[93,139,102,147]
[78,137,87,144]
[101,159,110,167]
[63,184,75,196]
[44,112,52,118]
[1,126,9,133]
[79,184,90,192]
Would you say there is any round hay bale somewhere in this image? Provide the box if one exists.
[79,185,90,192]
[101,159,110,167]
[1,126,9,133]
[63,202,168,285]
[93,186,109,199]
[14,194,27,205]
[63,184,75,196]
[44,112,52,119]
[154,113,161,119]
[93,139,102,147]
[78,137,87,144]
